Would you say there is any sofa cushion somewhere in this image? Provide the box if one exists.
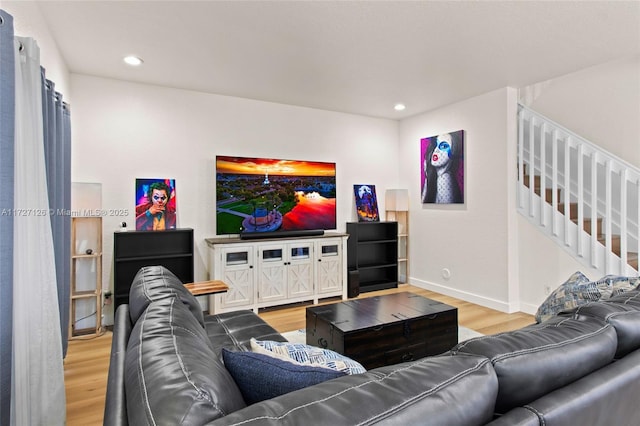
[452,315,617,414]
[125,298,245,425]
[251,338,367,375]
[204,310,286,357]
[569,293,640,357]
[222,348,346,405]
[535,271,599,323]
[212,354,498,426]
[608,289,640,307]
[128,265,204,326]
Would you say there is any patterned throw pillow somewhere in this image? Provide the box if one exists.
[221,348,345,405]
[593,275,640,299]
[251,338,367,375]
[535,271,600,323]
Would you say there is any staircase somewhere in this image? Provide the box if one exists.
[518,104,639,276]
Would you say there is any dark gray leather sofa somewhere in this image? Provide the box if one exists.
[482,290,640,426]
[104,266,640,425]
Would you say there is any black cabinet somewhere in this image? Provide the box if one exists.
[346,222,398,293]
[113,228,194,310]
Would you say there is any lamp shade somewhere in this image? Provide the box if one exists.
[385,189,409,211]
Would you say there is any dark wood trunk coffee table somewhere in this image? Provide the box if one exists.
[306,292,458,370]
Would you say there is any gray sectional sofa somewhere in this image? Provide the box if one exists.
[104,266,640,425]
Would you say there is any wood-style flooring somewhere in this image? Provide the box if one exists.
[64,284,534,425]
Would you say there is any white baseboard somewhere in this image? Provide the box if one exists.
[411,278,518,313]
[519,302,539,316]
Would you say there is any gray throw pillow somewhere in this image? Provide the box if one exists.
[535,271,600,323]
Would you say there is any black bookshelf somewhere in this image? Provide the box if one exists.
[346,221,398,293]
[113,228,194,310]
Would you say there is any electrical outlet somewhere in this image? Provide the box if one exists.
[442,268,451,280]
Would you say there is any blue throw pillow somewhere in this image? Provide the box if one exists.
[221,348,346,405]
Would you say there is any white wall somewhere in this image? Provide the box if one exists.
[70,74,399,315]
[517,215,602,314]
[398,88,520,312]
[520,55,640,166]
[3,1,70,98]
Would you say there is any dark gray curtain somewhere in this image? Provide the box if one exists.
[42,71,72,356]
[0,10,15,426]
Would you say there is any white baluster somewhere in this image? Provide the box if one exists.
[518,110,525,209]
[637,178,640,271]
[591,152,598,268]
[552,129,559,237]
[564,136,571,246]
[605,160,612,274]
[620,168,628,271]
[577,143,584,257]
[529,116,535,217]
[540,122,547,227]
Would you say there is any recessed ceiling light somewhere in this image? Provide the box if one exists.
[123,55,143,66]
[394,103,406,111]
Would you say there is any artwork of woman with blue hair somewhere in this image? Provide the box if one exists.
[421,131,464,204]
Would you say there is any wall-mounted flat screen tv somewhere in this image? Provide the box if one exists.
[216,156,337,235]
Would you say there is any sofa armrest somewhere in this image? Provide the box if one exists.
[490,348,640,426]
[452,316,617,414]
[209,353,497,426]
[104,304,132,426]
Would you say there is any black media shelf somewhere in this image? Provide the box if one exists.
[113,228,194,311]
[114,253,193,262]
[346,221,398,293]
[358,262,398,270]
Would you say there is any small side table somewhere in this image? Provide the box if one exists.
[184,280,229,296]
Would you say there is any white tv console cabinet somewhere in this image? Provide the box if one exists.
[205,233,349,314]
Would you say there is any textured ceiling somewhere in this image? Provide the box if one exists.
[19,1,640,119]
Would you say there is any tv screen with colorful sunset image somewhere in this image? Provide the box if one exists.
[216,156,337,235]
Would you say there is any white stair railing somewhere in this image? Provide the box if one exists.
[518,104,639,276]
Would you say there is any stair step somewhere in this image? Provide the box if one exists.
[523,174,561,203]
[522,174,541,188]
[596,236,637,269]
[558,203,578,220]
[542,188,560,204]
[598,234,622,256]
[581,218,603,236]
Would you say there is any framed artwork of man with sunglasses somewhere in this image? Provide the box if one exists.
[135,178,177,230]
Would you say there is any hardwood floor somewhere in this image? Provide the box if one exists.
[64,284,534,425]
[64,330,114,425]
